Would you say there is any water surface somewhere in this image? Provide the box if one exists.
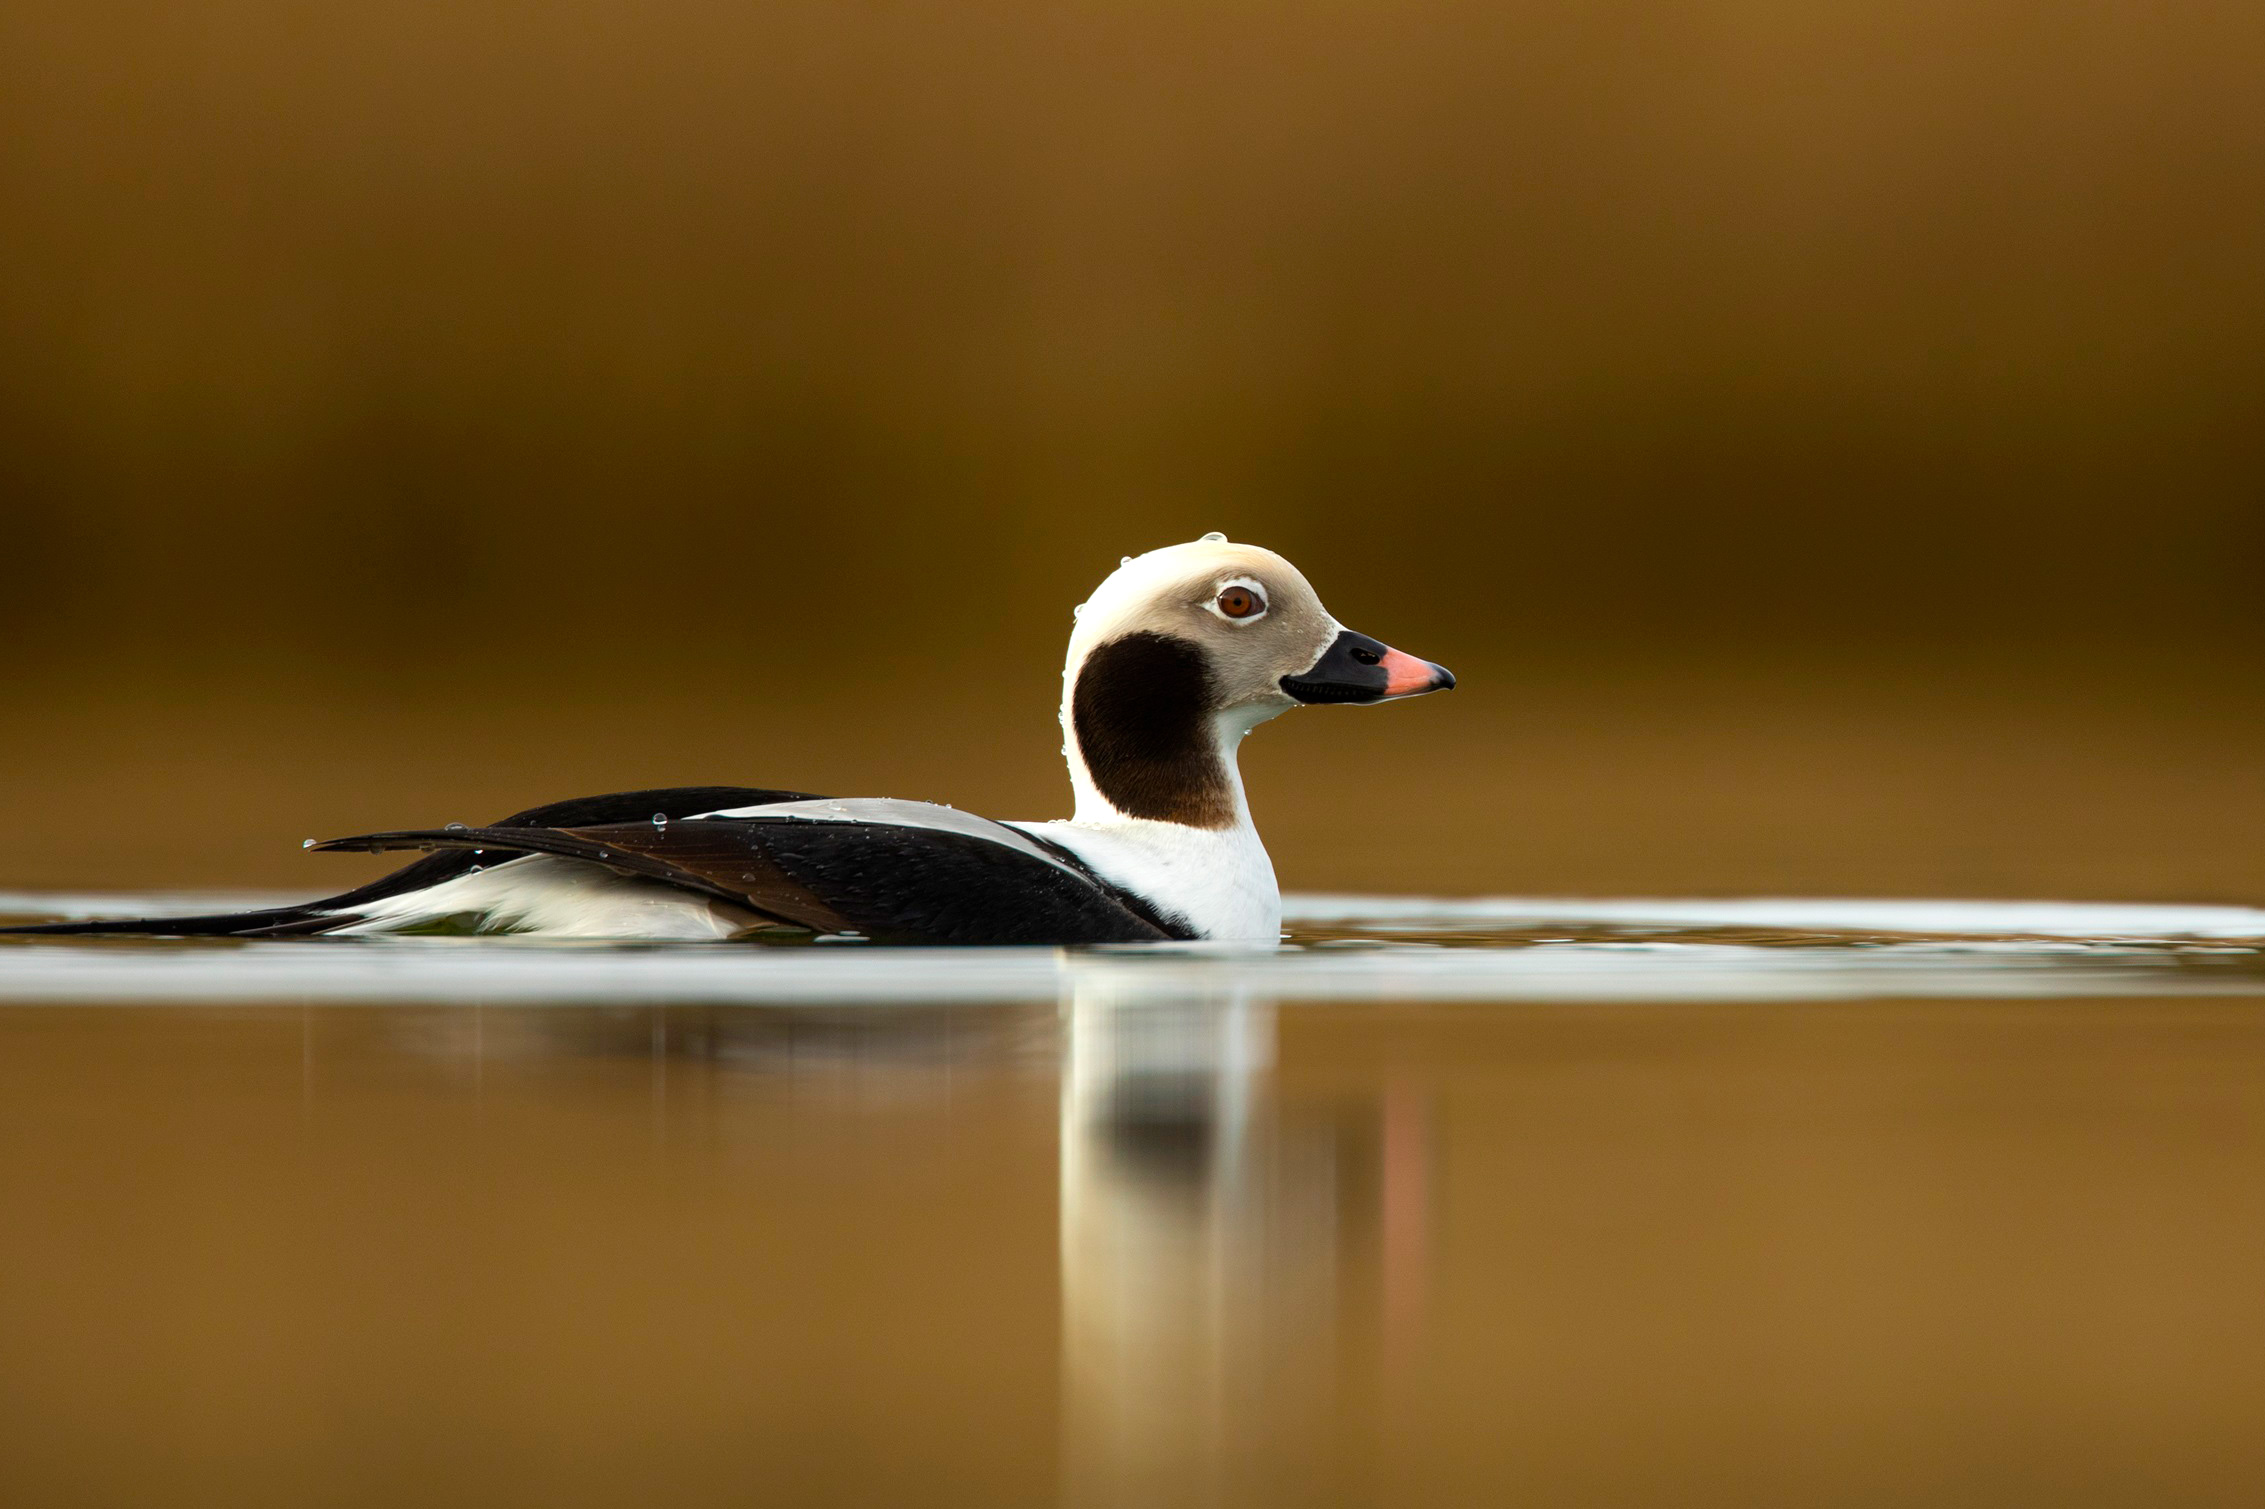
[3,894,2263,1506]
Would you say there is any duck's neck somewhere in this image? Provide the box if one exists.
[1043,635,1287,942]
[1065,704,1269,831]
[1049,705,1283,943]
[1060,632,1277,832]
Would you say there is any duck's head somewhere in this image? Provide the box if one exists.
[1062,533,1454,828]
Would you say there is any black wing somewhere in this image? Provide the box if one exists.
[314,806,1184,946]
[320,785,820,911]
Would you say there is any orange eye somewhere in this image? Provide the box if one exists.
[1216,585,1265,619]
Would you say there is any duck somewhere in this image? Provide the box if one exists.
[10,535,1453,946]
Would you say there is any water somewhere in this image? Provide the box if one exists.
[6,893,2265,1004]
[4,893,2264,1506]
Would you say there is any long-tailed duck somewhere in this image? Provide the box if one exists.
[12,536,1452,945]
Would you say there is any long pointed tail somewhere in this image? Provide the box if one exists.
[0,905,343,938]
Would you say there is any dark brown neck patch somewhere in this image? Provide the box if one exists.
[1071,631,1233,829]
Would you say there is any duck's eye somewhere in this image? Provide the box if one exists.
[1216,584,1266,620]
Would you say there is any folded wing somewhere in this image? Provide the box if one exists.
[313,798,1184,945]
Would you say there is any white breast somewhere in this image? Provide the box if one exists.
[1010,817,1281,944]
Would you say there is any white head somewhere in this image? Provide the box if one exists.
[1061,533,1454,828]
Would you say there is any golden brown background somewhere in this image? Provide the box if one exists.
[4,0,2263,900]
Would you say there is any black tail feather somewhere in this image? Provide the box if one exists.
[0,905,345,938]
[1,786,821,941]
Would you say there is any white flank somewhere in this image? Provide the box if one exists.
[324,856,757,940]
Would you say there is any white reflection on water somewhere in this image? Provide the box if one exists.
[1055,974,1439,1504]
[1060,983,1303,1504]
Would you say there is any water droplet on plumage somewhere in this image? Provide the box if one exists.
[444,822,469,833]
[651,812,668,828]
[1120,556,1131,566]
[301,838,316,850]
[1200,531,1226,543]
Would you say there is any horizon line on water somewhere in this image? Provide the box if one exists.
[1284,894,2265,940]
[7,891,2265,940]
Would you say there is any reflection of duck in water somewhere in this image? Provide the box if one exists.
[15,536,1451,945]
[1058,976,1428,1507]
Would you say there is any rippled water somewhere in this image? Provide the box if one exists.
[5,893,2264,1506]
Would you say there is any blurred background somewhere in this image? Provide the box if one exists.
[4,0,2263,900]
